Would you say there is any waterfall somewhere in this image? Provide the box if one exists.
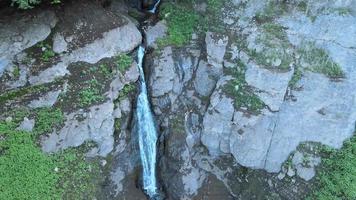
[149,0,161,13]
[136,46,158,198]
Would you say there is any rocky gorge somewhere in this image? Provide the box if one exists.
[0,0,356,199]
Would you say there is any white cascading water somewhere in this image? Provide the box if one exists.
[136,46,158,198]
[149,0,161,13]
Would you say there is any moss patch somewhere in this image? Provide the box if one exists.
[223,60,265,114]
[0,122,60,200]
[158,2,199,47]
[298,43,344,79]
[0,108,101,199]
[308,135,356,199]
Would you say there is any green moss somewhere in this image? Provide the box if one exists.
[79,79,104,107]
[332,7,352,16]
[223,60,265,114]
[0,122,60,200]
[0,84,47,104]
[34,107,64,136]
[99,64,112,78]
[117,83,136,102]
[308,135,356,200]
[11,0,60,9]
[247,23,292,71]
[54,147,100,199]
[0,109,100,199]
[36,42,56,62]
[297,1,308,12]
[255,1,288,23]
[12,66,20,79]
[158,3,199,47]
[289,67,303,89]
[298,43,344,78]
[116,54,132,73]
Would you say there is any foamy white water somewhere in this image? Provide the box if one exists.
[136,46,158,198]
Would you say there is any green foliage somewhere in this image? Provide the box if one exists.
[0,84,47,104]
[247,22,292,71]
[255,1,288,23]
[11,0,60,9]
[12,66,20,79]
[79,79,104,107]
[117,83,136,101]
[224,61,265,114]
[298,43,344,78]
[309,136,356,200]
[34,107,64,136]
[0,122,60,200]
[289,68,303,89]
[0,109,99,199]
[36,42,56,62]
[99,64,112,78]
[333,7,352,16]
[116,54,132,73]
[158,3,199,47]
[54,147,100,199]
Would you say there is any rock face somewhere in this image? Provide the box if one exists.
[29,22,142,85]
[145,1,356,199]
[0,1,144,198]
[0,11,57,70]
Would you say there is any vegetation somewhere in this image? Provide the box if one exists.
[224,60,265,114]
[117,83,136,102]
[158,3,199,47]
[0,84,47,104]
[116,54,132,73]
[247,22,292,71]
[12,66,20,79]
[11,0,60,9]
[79,79,104,107]
[54,146,100,199]
[298,43,344,78]
[289,67,303,89]
[255,1,288,23]
[0,107,100,199]
[309,136,356,200]
[36,42,57,62]
[0,122,60,199]
[33,107,64,136]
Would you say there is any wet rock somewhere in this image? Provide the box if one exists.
[146,20,167,48]
[17,117,35,132]
[28,90,61,108]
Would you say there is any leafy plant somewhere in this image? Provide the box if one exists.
[79,79,104,107]
[116,54,132,73]
[11,0,60,9]
[298,43,344,78]
[158,3,199,47]
[223,60,265,114]
[0,122,60,200]
[308,136,356,199]
[34,107,64,136]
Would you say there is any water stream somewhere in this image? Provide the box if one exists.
[136,46,158,198]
